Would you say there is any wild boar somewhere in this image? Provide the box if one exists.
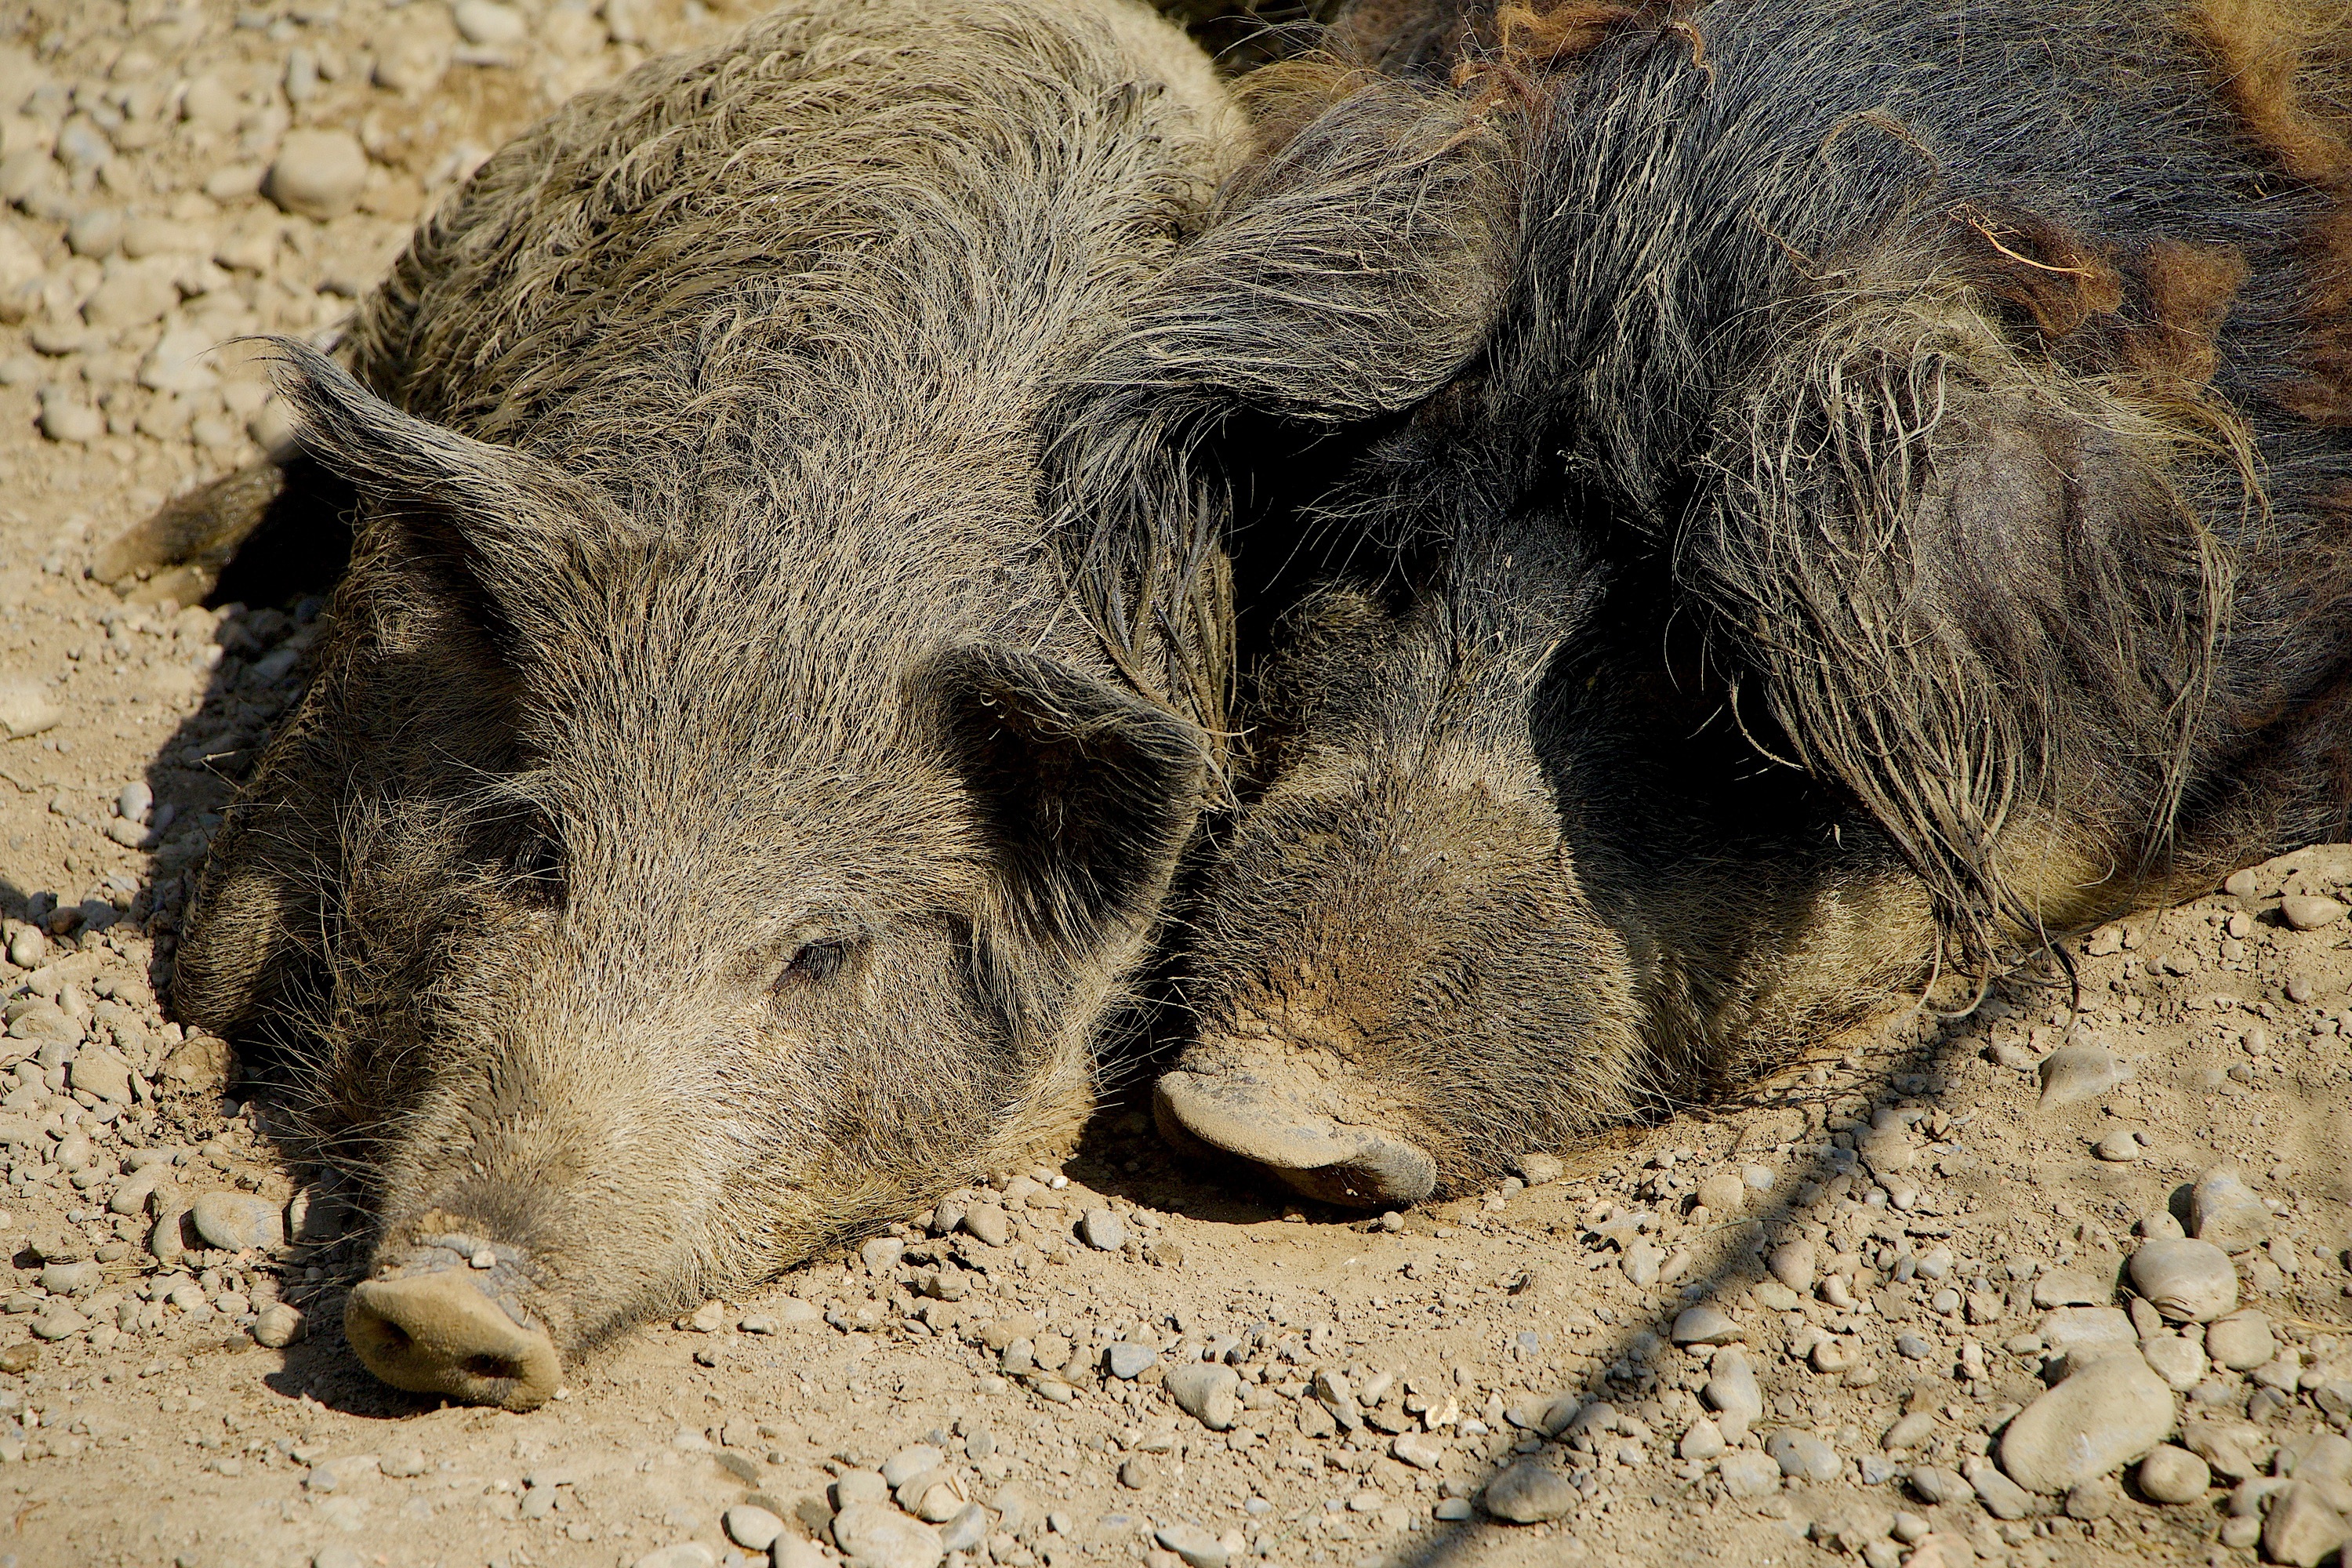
[117,0,1266,1410]
[1152,0,2352,1205]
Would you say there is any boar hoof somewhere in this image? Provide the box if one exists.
[345,1270,560,1411]
[1154,1069,1435,1209]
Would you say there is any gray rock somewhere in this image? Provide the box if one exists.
[1999,1354,2176,1494]
[2136,1446,2210,1504]
[1766,1239,1817,1292]
[1718,1450,1783,1499]
[2190,1171,2271,1254]
[1312,1368,1363,1431]
[2039,1306,2138,1371]
[1704,1347,1763,1438]
[1695,1172,1746,1212]
[2141,1333,2206,1391]
[1104,1341,1156,1380]
[38,395,102,445]
[1392,1431,1446,1469]
[1909,1466,1968,1505]
[2038,1043,2129,1107]
[67,1045,132,1105]
[1670,1304,1742,1346]
[2280,894,2347,931]
[829,1502,941,1568]
[858,1236,905,1276]
[264,130,370,220]
[1483,1459,1577,1523]
[2206,1311,2277,1372]
[314,1548,366,1568]
[1972,1465,2034,1520]
[939,1503,987,1554]
[1079,1208,1126,1251]
[191,1190,285,1251]
[2262,1482,2349,1568]
[1768,1430,1842,1482]
[1679,1418,1726,1461]
[960,1203,1011,1247]
[832,1471,889,1508]
[723,1504,784,1551]
[1152,1523,1227,1568]
[1884,1412,1936,1450]
[2129,1236,2239,1321]
[5,925,47,967]
[880,1444,942,1489]
[772,1539,828,1568]
[1164,1362,1240,1431]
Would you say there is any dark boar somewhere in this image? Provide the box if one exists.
[127,0,1261,1410]
[1153,0,2352,1205]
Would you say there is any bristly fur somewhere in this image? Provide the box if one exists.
[168,0,1259,1374]
[1154,0,2352,1200]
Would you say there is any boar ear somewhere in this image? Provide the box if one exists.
[1076,73,1512,424]
[267,339,618,644]
[931,646,1208,953]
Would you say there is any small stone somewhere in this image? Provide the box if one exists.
[2136,1445,2209,1504]
[1857,1127,1916,1175]
[2038,1043,2129,1107]
[1516,1152,1564,1185]
[961,1205,1011,1247]
[1767,1430,1841,1482]
[1118,1454,1159,1490]
[1105,1342,1156,1380]
[630,1548,714,1568]
[252,1302,304,1348]
[2189,1171,2271,1254]
[140,325,220,396]
[191,1191,285,1251]
[67,1046,133,1105]
[1670,1305,1742,1346]
[1768,1240,1817,1293]
[2142,1333,2207,1391]
[1973,1465,2034,1520]
[2093,1130,2139,1162]
[1704,1348,1763,1438]
[829,1502,942,1568]
[1998,1354,2176,1494]
[1624,1239,1664,1287]
[1080,1209,1126,1251]
[1152,1523,1228,1568]
[773,1541,828,1568]
[38,397,103,445]
[2206,1311,2277,1372]
[723,1504,784,1551]
[1483,1459,1576,1523]
[1392,1431,1445,1469]
[2281,895,2348,931]
[2262,1482,2349,1568]
[1718,1449,1783,1499]
[0,680,62,742]
[880,1445,943,1490]
[2130,1236,2239,1321]
[452,0,529,44]
[1909,1466,1968,1505]
[1312,1369,1363,1431]
[1695,1173,1745,1212]
[2066,1476,2122,1519]
[1678,1417,1726,1461]
[264,130,370,221]
[2033,1268,2108,1309]
[939,1504,987,1555]
[859,1236,906,1276]
[1165,1363,1240,1431]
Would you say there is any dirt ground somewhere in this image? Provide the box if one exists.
[0,2,2348,1567]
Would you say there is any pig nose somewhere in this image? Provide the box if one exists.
[344,1268,561,1411]
[1155,1067,1436,1208]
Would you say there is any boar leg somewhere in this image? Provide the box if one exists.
[93,453,353,606]
[1155,1066,1436,1207]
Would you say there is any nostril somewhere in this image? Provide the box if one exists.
[463,1354,516,1382]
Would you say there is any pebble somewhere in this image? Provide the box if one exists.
[1679,1417,1726,1461]
[630,1548,714,1568]
[1152,1523,1228,1568]
[1909,1466,1968,1505]
[191,1190,285,1251]
[2032,1267,2107,1308]
[1517,1152,1564,1185]
[1766,1239,1817,1292]
[2206,1311,2277,1372]
[1998,1353,2176,1494]
[1079,1209,1126,1251]
[880,1445,943,1490]
[38,396,103,445]
[452,0,530,45]
[2065,1476,2122,1519]
[939,1504,986,1554]
[2137,1445,2210,1504]
[2141,1333,2206,1391]
[2280,894,2348,931]
[829,1503,942,1568]
[1704,1347,1763,1437]
[2262,1482,2347,1568]
[772,1540,828,1568]
[722,1504,783,1551]
[860,1236,905,1276]
[961,1205,1011,1247]
[2037,1043,2129,1106]
[1695,1173,1745,1212]
[1669,1304,1741,1346]
[1105,1341,1156,1379]
[1164,1363,1240,1432]
[1718,1450,1782,1499]
[1767,1431,1841,1482]
[2189,1171,2271,1253]
[1483,1459,1577,1523]
[264,130,370,220]
[1972,1465,2034,1520]
[1392,1432,1445,1470]
[2092,1130,2139,1162]
[2129,1236,2238,1321]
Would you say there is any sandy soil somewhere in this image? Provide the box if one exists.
[0,3,2347,1568]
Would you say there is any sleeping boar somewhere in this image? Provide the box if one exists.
[1152,0,2352,1205]
[105,0,1267,1411]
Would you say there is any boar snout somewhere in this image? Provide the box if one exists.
[344,1242,560,1411]
[1153,1065,1435,1208]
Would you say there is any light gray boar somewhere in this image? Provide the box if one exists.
[119,0,1261,1410]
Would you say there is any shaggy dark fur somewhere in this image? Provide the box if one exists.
[1155,0,2352,1204]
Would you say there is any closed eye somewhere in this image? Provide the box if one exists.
[774,938,852,991]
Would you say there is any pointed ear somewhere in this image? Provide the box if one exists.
[267,338,622,646]
[931,646,1210,953]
